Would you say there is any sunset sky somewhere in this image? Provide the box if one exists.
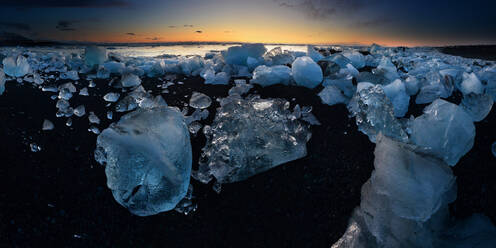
[1,0,495,46]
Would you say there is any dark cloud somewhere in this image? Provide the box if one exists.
[0,0,130,8]
[0,22,31,31]
[56,20,78,31]
[184,24,194,28]
[146,37,160,41]
[195,30,202,33]
[168,25,177,28]
[126,32,135,35]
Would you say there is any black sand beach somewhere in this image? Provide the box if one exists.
[1,48,495,247]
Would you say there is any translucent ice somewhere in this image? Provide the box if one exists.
[251,65,291,87]
[79,87,89,96]
[60,70,79,81]
[228,79,253,96]
[411,99,475,166]
[224,43,267,66]
[42,119,55,131]
[189,92,212,109]
[460,93,493,122]
[103,92,121,102]
[342,50,365,69]
[318,86,348,106]
[382,79,410,117]
[292,56,323,89]
[121,73,141,88]
[74,105,86,117]
[194,95,311,185]
[2,55,31,78]
[461,72,484,95]
[85,46,107,67]
[95,107,192,216]
[348,85,408,143]
[88,112,101,124]
[307,45,324,62]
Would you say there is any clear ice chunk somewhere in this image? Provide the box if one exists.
[460,93,493,122]
[319,86,348,106]
[382,79,410,117]
[189,92,212,109]
[348,85,408,143]
[2,55,31,78]
[95,107,192,216]
[88,112,100,124]
[121,73,141,88]
[224,43,267,66]
[42,119,54,131]
[194,95,311,185]
[103,92,120,102]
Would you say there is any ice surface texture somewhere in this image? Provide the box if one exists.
[223,43,267,66]
[0,68,5,95]
[95,107,192,216]
[292,56,323,88]
[194,95,311,184]
[411,99,475,166]
[250,65,291,87]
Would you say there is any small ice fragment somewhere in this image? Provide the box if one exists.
[88,112,100,124]
[189,92,212,109]
[88,81,96,88]
[319,86,348,106]
[89,126,100,134]
[66,118,73,127]
[103,92,120,102]
[107,111,113,120]
[30,143,41,152]
[42,119,54,131]
[188,121,203,134]
[74,105,86,117]
[79,87,89,96]
[292,56,323,89]
[60,70,79,81]
[42,86,58,92]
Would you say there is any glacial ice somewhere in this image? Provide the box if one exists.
[228,79,253,96]
[85,46,107,67]
[348,85,408,143]
[319,86,348,106]
[42,119,55,131]
[121,73,142,88]
[3,55,31,78]
[194,95,311,185]
[103,92,121,102]
[410,99,475,166]
[461,72,484,95]
[292,56,323,89]
[251,65,291,87]
[307,45,324,62]
[74,105,86,117]
[263,47,294,66]
[60,70,79,81]
[79,87,89,96]
[95,107,192,216]
[88,112,101,124]
[223,43,267,66]
[342,50,365,69]
[461,93,493,122]
[382,79,410,117]
[189,92,212,109]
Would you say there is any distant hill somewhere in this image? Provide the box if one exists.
[0,32,61,46]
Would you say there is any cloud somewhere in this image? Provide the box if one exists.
[126,32,135,35]
[146,37,161,41]
[275,0,374,20]
[168,25,177,28]
[0,22,31,31]
[184,24,194,28]
[195,30,202,33]
[56,20,78,31]
[0,0,130,8]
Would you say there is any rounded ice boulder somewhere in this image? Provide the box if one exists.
[291,56,323,89]
[94,107,192,216]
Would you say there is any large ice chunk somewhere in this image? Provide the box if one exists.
[121,73,141,88]
[250,65,291,87]
[85,46,107,67]
[223,43,267,66]
[342,51,365,69]
[348,85,408,143]
[95,107,192,216]
[460,72,483,95]
[2,55,31,78]
[411,99,475,166]
[292,56,323,89]
[194,95,311,185]
[307,45,324,62]
[318,86,348,106]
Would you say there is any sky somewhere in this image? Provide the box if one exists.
[0,0,495,46]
